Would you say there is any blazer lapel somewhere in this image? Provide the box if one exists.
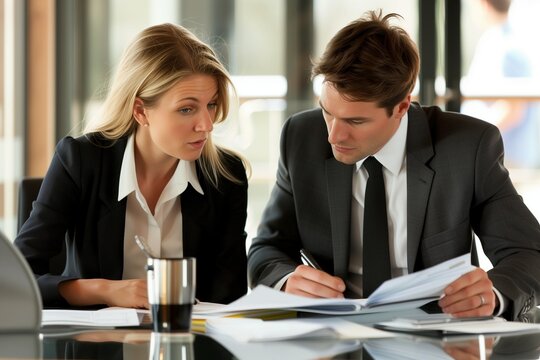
[326,158,354,277]
[406,103,434,272]
[96,137,128,279]
[181,185,207,258]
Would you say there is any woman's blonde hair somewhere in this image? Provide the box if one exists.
[84,23,248,187]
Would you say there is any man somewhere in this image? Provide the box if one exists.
[247,11,540,321]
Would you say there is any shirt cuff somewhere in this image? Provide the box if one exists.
[273,272,294,291]
[492,286,507,316]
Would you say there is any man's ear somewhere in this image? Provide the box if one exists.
[394,95,411,119]
[133,98,148,126]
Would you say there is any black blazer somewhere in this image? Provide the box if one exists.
[15,134,248,307]
[248,103,540,320]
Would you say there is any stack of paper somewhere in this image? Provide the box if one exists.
[210,334,363,360]
[41,307,146,327]
[376,315,540,335]
[194,254,475,317]
[192,307,295,333]
[363,337,455,360]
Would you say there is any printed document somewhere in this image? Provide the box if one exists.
[195,253,474,316]
[41,307,148,327]
[205,317,394,342]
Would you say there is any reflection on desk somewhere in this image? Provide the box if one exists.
[2,309,540,359]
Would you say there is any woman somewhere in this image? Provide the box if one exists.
[15,23,249,308]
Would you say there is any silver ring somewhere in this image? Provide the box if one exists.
[479,294,486,306]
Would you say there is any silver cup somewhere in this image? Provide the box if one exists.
[146,257,196,332]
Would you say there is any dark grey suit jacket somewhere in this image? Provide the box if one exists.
[15,134,248,307]
[248,103,540,320]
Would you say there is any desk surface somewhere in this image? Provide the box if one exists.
[2,310,540,360]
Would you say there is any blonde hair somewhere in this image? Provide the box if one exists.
[84,23,248,187]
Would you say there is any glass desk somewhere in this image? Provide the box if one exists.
[2,310,540,360]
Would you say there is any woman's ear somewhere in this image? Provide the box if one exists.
[133,98,148,127]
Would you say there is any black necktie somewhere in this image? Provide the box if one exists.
[362,156,391,297]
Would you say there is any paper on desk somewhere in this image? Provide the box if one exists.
[41,307,146,327]
[210,334,362,360]
[205,317,394,342]
[377,317,540,335]
[364,337,454,360]
[195,254,474,316]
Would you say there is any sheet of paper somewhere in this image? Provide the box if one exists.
[210,334,363,360]
[194,286,366,315]
[364,337,454,360]
[194,254,473,316]
[377,316,540,335]
[205,317,395,342]
[367,253,474,306]
[42,307,141,327]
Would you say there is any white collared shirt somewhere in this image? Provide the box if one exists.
[118,134,204,279]
[347,113,409,297]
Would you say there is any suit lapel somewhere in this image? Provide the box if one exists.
[181,185,207,258]
[182,163,208,258]
[406,103,434,272]
[326,158,354,277]
[96,137,128,279]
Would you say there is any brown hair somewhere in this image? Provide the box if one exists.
[312,10,419,115]
[486,0,511,14]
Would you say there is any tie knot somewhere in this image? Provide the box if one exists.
[363,156,382,175]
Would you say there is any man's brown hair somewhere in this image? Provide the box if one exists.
[312,10,420,115]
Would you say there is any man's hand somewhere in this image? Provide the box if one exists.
[283,265,345,298]
[438,267,497,317]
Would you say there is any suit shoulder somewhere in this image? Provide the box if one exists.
[287,108,325,127]
[421,105,498,133]
[283,108,327,141]
[419,105,502,144]
[56,133,124,154]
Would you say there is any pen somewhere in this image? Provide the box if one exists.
[300,248,322,269]
[300,248,357,294]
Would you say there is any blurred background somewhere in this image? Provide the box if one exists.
[1,0,539,264]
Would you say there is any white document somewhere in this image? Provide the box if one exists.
[377,316,540,335]
[210,334,363,360]
[366,253,475,307]
[364,337,454,360]
[205,317,394,342]
[195,254,474,316]
[41,307,147,327]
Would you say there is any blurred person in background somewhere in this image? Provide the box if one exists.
[463,0,540,168]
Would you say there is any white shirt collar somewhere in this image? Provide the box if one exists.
[117,134,204,202]
[355,112,408,175]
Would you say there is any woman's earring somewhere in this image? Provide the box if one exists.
[144,123,149,127]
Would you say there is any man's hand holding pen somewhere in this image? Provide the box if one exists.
[283,248,346,298]
[283,264,346,298]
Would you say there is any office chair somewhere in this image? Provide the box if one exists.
[17,177,43,232]
[17,177,66,275]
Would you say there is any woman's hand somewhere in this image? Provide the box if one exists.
[59,278,149,308]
